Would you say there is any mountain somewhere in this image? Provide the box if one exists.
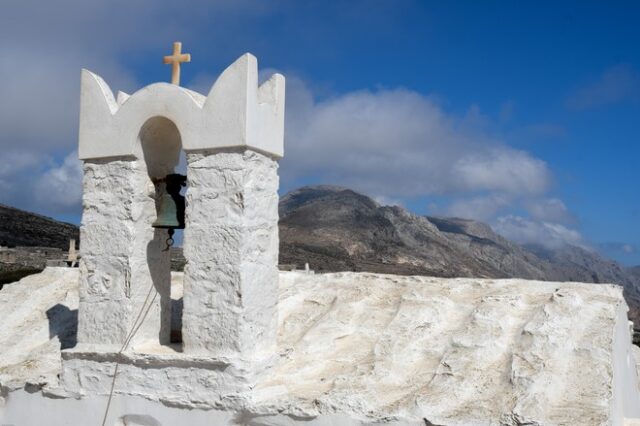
[629,266,640,281]
[0,204,79,249]
[0,205,79,286]
[279,186,544,278]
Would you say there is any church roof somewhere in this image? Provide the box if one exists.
[0,268,633,424]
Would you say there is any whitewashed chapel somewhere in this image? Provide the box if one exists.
[1,46,640,425]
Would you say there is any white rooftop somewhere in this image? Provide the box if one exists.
[1,268,639,425]
[0,268,638,425]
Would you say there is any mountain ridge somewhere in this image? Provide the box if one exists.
[0,204,79,249]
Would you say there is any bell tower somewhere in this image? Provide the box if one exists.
[64,50,285,397]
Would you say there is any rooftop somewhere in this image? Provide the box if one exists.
[0,268,635,424]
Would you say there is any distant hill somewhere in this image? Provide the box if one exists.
[0,204,78,249]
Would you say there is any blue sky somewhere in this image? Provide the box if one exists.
[0,1,639,265]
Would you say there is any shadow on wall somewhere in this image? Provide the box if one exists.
[115,415,162,426]
[46,304,78,350]
[147,235,172,347]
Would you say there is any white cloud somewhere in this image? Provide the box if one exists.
[493,215,588,250]
[453,149,550,195]
[0,151,41,178]
[281,78,552,199]
[525,197,574,224]
[444,194,511,222]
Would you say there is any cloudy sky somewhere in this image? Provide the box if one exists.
[1,1,639,265]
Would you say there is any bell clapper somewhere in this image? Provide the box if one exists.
[164,229,175,252]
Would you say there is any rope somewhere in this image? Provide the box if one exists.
[100,281,158,426]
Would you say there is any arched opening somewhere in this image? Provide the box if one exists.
[137,116,186,349]
[140,117,181,178]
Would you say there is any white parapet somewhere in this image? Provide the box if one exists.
[78,53,285,160]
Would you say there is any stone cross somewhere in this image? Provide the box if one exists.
[163,41,191,85]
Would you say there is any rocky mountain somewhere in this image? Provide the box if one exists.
[0,204,78,285]
[279,186,539,278]
[0,204,78,249]
[629,266,640,281]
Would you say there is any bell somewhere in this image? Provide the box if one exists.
[152,174,186,230]
[152,192,183,229]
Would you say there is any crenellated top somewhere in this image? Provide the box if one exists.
[78,53,285,160]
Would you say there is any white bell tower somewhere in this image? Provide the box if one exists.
[62,50,285,401]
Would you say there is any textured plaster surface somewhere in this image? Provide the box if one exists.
[78,53,285,160]
[2,269,639,425]
[182,149,279,359]
[78,158,171,348]
[0,268,78,391]
[265,272,638,425]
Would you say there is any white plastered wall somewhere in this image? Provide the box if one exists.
[182,149,280,358]
[78,157,172,347]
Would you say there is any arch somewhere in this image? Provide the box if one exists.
[138,116,182,178]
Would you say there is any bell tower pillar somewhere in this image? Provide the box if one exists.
[182,149,280,359]
[77,154,174,348]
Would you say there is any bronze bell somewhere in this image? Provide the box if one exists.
[152,174,186,230]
